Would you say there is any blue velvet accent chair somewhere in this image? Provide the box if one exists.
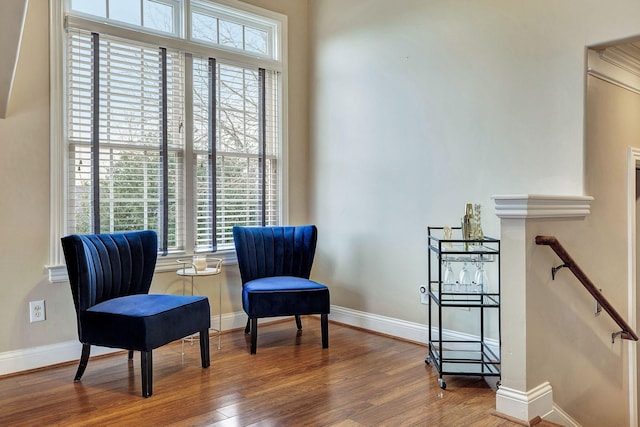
[61,230,211,397]
[233,225,330,354]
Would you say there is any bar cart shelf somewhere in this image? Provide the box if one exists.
[425,226,501,390]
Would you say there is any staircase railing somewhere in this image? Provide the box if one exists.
[535,235,638,342]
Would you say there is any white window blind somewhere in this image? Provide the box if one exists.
[191,57,279,251]
[67,29,184,251]
[64,5,281,256]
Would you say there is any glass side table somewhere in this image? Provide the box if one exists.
[177,256,223,350]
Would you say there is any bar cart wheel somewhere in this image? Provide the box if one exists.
[438,378,446,390]
[425,356,431,365]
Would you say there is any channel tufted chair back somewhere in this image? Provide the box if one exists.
[234,224,317,283]
[65,231,157,318]
[62,230,211,397]
[233,225,330,354]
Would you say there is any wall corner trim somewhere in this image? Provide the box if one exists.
[492,194,594,219]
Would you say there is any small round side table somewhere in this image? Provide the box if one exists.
[177,257,223,350]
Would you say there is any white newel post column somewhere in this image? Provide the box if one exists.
[492,194,593,423]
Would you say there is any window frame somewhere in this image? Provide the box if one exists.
[189,0,278,59]
[67,0,184,39]
[48,0,289,282]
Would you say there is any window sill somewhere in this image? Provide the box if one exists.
[47,250,237,283]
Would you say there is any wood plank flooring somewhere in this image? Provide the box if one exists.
[0,318,528,426]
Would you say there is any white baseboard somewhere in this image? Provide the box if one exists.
[496,382,580,426]
[329,305,500,356]
[496,382,554,422]
[0,311,293,376]
[0,341,120,377]
[549,403,581,427]
[329,305,428,343]
[0,306,499,376]
[0,305,487,395]
[0,312,236,376]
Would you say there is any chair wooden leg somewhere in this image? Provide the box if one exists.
[200,328,210,368]
[244,318,251,334]
[321,313,329,349]
[250,317,258,355]
[295,315,302,330]
[141,351,152,398]
[128,350,134,360]
[74,343,91,382]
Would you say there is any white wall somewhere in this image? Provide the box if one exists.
[307,0,640,336]
[308,0,640,424]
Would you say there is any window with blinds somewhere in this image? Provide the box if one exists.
[63,0,282,255]
[192,58,279,249]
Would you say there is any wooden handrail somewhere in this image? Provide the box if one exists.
[535,235,639,342]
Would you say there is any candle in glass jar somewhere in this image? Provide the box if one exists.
[193,255,207,272]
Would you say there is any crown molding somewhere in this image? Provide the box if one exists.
[587,47,640,95]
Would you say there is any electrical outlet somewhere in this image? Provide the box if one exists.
[419,286,428,305]
[29,300,45,323]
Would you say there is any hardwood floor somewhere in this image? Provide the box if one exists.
[0,318,526,426]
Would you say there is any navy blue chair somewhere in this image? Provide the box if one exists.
[233,225,330,354]
[61,230,211,397]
